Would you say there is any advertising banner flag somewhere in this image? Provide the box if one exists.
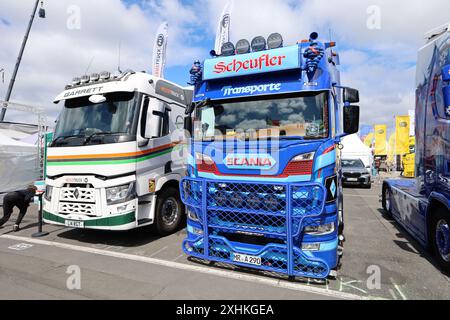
[395,116,410,155]
[374,125,387,156]
[363,133,374,148]
[214,0,233,55]
[388,133,396,162]
[152,22,168,78]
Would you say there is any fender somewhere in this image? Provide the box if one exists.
[156,173,182,193]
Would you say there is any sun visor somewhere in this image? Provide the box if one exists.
[53,81,135,104]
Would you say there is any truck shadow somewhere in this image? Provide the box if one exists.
[55,224,187,249]
[377,208,450,277]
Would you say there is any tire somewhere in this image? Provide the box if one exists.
[153,187,185,236]
[430,208,450,273]
[382,184,392,214]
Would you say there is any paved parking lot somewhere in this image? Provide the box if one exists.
[0,181,449,300]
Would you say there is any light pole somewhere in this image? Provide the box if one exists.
[0,0,46,121]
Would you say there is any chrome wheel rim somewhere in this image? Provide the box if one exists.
[385,189,391,212]
[162,197,179,226]
[436,219,450,262]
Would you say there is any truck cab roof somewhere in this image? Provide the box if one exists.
[54,71,191,107]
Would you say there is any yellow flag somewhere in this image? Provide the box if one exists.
[387,134,396,163]
[374,125,387,156]
[395,116,410,155]
[363,133,374,148]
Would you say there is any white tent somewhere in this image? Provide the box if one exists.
[0,132,40,203]
[341,134,373,168]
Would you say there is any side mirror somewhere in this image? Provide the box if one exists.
[443,85,450,118]
[343,105,360,135]
[343,88,360,104]
[184,116,193,135]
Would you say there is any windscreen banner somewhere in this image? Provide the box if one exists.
[203,45,301,80]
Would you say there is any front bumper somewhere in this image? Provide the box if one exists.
[181,178,338,279]
[342,176,371,186]
[43,209,137,231]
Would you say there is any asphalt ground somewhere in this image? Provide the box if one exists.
[0,179,449,300]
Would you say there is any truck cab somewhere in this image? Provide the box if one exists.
[382,23,450,271]
[43,70,191,234]
[181,33,360,279]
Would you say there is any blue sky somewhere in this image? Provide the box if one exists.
[0,0,449,132]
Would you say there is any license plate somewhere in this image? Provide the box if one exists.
[347,178,358,182]
[65,220,84,228]
[232,253,262,266]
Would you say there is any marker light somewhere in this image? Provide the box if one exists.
[251,36,266,52]
[236,39,250,54]
[72,77,81,85]
[221,42,235,56]
[80,75,90,84]
[100,71,111,80]
[90,73,100,82]
[267,33,283,49]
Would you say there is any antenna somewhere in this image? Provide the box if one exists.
[118,41,123,73]
[84,56,95,75]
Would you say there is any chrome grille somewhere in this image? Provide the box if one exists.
[60,187,95,203]
[59,202,95,215]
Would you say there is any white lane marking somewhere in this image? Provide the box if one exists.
[390,277,407,300]
[149,246,168,258]
[1,234,375,300]
[173,254,185,262]
[8,243,34,251]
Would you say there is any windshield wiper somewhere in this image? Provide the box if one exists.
[84,132,124,145]
[52,134,86,146]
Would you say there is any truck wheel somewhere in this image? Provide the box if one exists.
[382,185,392,215]
[430,208,450,273]
[154,187,184,236]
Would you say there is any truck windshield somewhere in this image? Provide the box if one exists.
[53,92,139,147]
[194,92,329,141]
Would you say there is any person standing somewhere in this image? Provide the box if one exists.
[0,185,37,232]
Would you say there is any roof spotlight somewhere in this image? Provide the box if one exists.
[80,75,90,83]
[235,39,250,54]
[100,71,111,80]
[221,42,235,56]
[90,73,100,82]
[251,36,266,52]
[267,33,283,49]
[72,77,81,86]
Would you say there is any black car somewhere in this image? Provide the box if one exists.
[341,159,372,189]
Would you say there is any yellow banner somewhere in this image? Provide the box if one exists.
[395,116,410,155]
[363,133,374,148]
[374,125,387,156]
[388,134,396,163]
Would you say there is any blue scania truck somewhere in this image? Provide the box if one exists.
[382,24,450,272]
[181,32,360,279]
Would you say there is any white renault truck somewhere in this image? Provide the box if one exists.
[43,70,191,234]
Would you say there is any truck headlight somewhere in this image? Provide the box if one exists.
[44,185,53,202]
[106,182,136,205]
[304,223,335,236]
